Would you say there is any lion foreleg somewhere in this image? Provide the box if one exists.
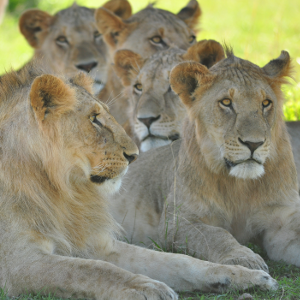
[99,240,277,293]
[158,211,268,272]
[262,204,300,266]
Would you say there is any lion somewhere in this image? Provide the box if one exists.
[0,63,277,299]
[17,0,132,95]
[95,0,201,125]
[110,49,300,274]
[113,41,300,191]
[113,39,225,151]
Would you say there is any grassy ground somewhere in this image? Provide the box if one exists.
[0,1,300,299]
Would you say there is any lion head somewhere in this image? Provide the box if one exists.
[114,40,224,152]
[19,0,132,95]
[170,50,293,180]
[0,65,138,198]
[95,0,201,59]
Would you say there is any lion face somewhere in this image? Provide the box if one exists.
[19,1,132,95]
[171,51,292,180]
[114,40,225,152]
[95,0,201,60]
[29,72,138,194]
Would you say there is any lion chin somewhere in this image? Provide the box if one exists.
[140,137,172,152]
[228,161,265,180]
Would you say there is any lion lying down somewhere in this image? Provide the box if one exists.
[111,49,300,273]
[0,65,277,299]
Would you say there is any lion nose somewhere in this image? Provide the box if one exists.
[76,62,98,73]
[238,138,264,155]
[138,115,160,129]
[123,153,138,164]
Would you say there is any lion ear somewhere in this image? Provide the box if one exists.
[177,0,201,31]
[70,73,94,94]
[182,39,225,69]
[262,51,292,79]
[114,50,144,86]
[102,0,132,19]
[170,61,211,107]
[95,7,134,48]
[30,75,76,122]
[19,9,53,48]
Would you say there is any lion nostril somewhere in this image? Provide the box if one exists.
[138,115,161,129]
[76,62,98,73]
[123,153,138,164]
[238,138,264,155]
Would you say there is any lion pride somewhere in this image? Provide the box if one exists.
[110,49,300,273]
[0,64,277,299]
[95,0,201,125]
[17,0,131,94]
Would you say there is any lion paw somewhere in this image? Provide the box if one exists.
[219,247,269,273]
[122,275,178,300]
[247,270,278,291]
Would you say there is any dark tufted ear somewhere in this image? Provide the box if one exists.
[30,75,76,123]
[19,9,53,48]
[102,0,132,19]
[170,61,212,107]
[182,39,225,68]
[177,0,201,31]
[262,51,292,79]
[114,50,145,86]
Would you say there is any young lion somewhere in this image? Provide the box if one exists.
[95,0,201,125]
[113,40,300,190]
[18,0,131,94]
[114,39,224,151]
[110,50,300,272]
[0,65,277,299]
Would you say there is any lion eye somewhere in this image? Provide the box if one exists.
[94,31,102,39]
[220,99,232,107]
[90,114,102,126]
[134,83,143,93]
[150,36,162,44]
[56,36,68,44]
[262,99,272,108]
[188,35,196,43]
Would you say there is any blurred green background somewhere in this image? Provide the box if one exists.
[1,0,300,120]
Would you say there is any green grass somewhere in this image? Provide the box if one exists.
[0,1,300,299]
[0,0,300,120]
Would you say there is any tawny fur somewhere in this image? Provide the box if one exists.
[95,0,201,125]
[110,50,300,273]
[114,40,224,151]
[16,0,132,95]
[0,63,278,299]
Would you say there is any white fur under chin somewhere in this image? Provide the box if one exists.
[229,161,265,179]
[97,168,128,195]
[140,138,171,152]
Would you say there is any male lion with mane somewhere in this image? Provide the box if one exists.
[113,39,224,151]
[110,49,300,272]
[17,0,132,94]
[0,64,277,299]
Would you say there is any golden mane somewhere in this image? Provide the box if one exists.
[0,65,117,254]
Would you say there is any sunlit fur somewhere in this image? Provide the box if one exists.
[95,0,201,125]
[17,0,132,94]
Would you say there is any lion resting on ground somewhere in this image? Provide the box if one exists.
[0,64,277,299]
[95,0,201,125]
[17,0,131,94]
[114,39,224,151]
[111,49,300,272]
